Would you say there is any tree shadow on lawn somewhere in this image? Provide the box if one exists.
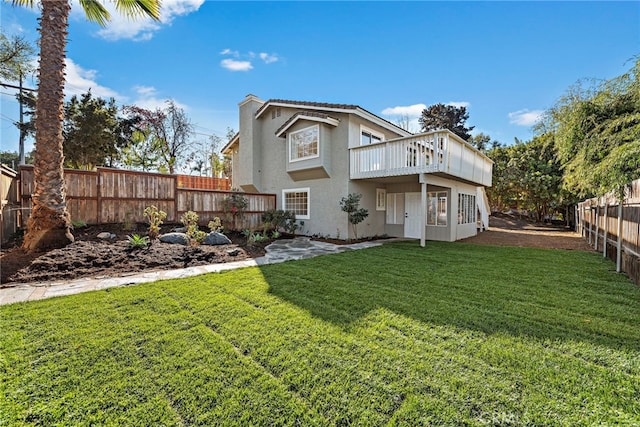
[263,241,640,353]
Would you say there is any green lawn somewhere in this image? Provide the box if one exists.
[1,241,639,426]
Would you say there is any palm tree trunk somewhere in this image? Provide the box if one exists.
[22,0,74,252]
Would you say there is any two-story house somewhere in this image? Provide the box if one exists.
[222,94,493,246]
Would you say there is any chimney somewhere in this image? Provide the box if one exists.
[237,94,265,193]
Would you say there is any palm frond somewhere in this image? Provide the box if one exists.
[79,0,111,26]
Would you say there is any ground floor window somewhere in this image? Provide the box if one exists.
[427,191,447,226]
[457,193,476,224]
[282,188,310,219]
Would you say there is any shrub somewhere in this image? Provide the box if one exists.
[181,210,207,244]
[71,219,87,229]
[208,217,223,233]
[262,209,298,234]
[242,229,269,245]
[222,193,249,230]
[143,205,167,239]
[339,193,369,240]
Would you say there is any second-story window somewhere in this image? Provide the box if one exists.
[361,127,384,145]
[290,125,319,162]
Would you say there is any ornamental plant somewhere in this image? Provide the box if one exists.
[339,193,369,241]
[126,234,149,249]
[181,210,207,244]
[143,205,167,239]
[222,192,248,230]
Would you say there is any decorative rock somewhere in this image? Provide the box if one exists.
[97,232,116,240]
[203,232,232,246]
[226,248,240,256]
[159,232,190,245]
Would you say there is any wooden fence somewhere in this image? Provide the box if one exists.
[577,179,640,286]
[17,166,275,231]
[1,165,20,244]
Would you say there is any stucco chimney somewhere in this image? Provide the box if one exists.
[237,94,265,193]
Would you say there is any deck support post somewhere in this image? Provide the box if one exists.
[419,173,427,247]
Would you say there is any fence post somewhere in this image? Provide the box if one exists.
[97,169,102,224]
[616,197,623,273]
[603,199,608,258]
[594,206,600,251]
[588,205,593,245]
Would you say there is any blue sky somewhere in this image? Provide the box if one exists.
[1,1,639,157]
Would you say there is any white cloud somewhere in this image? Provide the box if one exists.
[259,52,279,64]
[72,0,204,41]
[64,58,122,99]
[381,103,426,117]
[508,109,544,126]
[131,85,187,111]
[220,58,253,72]
[220,48,239,57]
[381,103,427,133]
[447,101,470,108]
[219,49,280,71]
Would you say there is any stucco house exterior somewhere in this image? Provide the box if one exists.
[222,94,493,245]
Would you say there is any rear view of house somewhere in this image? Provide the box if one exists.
[222,94,493,245]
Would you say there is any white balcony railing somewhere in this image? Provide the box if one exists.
[349,130,492,187]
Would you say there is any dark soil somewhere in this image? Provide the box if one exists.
[0,224,266,287]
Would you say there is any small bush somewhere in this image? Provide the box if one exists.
[208,217,223,233]
[262,209,298,234]
[339,193,369,240]
[143,206,167,239]
[222,193,249,230]
[181,210,207,244]
[71,219,87,229]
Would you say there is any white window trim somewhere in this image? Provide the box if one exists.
[282,187,311,220]
[427,191,448,227]
[289,125,320,163]
[376,188,386,211]
[360,125,385,146]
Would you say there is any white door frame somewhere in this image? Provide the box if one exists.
[404,192,422,239]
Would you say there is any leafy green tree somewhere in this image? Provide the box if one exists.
[544,58,640,197]
[487,135,563,221]
[468,132,501,153]
[0,32,34,81]
[63,91,137,169]
[11,0,160,252]
[419,103,474,140]
[0,150,33,168]
[339,193,369,240]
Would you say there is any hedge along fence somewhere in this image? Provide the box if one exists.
[577,178,640,286]
[18,166,275,231]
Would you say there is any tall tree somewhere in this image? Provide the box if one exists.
[419,103,474,140]
[11,0,160,252]
[468,132,501,153]
[486,135,563,221]
[544,58,640,198]
[128,101,194,174]
[1,32,36,165]
[63,91,137,169]
[0,32,34,81]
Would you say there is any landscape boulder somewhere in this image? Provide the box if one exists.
[97,232,116,240]
[159,232,190,245]
[203,232,232,246]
